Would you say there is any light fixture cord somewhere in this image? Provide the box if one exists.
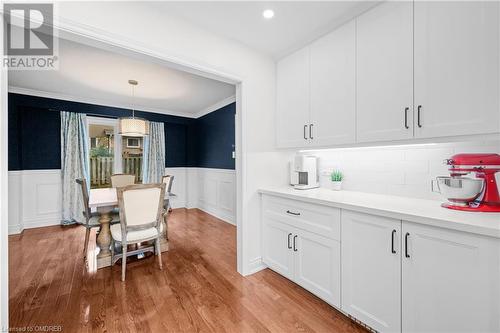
[131,84,135,119]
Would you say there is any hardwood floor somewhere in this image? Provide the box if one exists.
[9,208,367,333]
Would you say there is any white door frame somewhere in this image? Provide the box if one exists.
[0,12,9,329]
[0,12,247,330]
[86,116,122,174]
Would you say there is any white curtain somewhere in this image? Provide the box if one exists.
[60,111,90,225]
[142,121,165,183]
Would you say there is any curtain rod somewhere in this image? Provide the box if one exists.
[49,109,118,119]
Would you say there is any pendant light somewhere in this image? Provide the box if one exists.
[119,80,149,137]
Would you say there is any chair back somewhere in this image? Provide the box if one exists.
[76,178,91,220]
[117,183,166,232]
[162,175,175,193]
[111,174,136,188]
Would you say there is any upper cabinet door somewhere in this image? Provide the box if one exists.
[309,20,356,147]
[276,47,310,148]
[402,222,500,333]
[414,1,499,138]
[356,1,414,143]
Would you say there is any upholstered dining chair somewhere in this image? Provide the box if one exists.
[111,183,166,281]
[162,175,175,240]
[76,178,120,259]
[111,174,136,188]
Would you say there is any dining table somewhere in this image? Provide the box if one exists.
[88,187,173,269]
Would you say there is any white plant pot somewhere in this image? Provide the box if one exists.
[331,181,342,191]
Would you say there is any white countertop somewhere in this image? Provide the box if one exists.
[259,187,500,239]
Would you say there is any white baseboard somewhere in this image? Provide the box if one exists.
[244,257,267,276]
[196,205,235,225]
[22,216,61,230]
[8,224,22,235]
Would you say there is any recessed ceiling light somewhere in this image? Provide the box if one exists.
[262,9,274,19]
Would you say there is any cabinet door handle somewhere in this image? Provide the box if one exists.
[286,210,300,216]
[304,125,308,140]
[287,233,292,249]
[391,229,397,254]
[293,235,298,252]
[309,124,313,139]
[405,232,410,258]
[417,105,422,128]
[404,107,409,129]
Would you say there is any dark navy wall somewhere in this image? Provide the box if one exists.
[193,103,235,169]
[8,93,194,170]
[8,93,235,171]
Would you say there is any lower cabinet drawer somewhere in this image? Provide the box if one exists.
[262,194,341,241]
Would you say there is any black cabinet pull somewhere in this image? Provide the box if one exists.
[404,107,409,129]
[293,235,298,252]
[417,105,422,128]
[391,229,397,254]
[287,233,292,249]
[405,232,410,258]
[303,125,308,140]
[286,210,300,216]
[309,124,313,139]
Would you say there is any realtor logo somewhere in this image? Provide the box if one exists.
[3,3,58,69]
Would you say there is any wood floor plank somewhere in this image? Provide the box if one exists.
[9,208,367,333]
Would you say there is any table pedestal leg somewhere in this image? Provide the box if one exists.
[96,210,112,269]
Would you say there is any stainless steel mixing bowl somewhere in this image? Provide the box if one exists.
[433,176,484,206]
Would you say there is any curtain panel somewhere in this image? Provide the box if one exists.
[142,121,165,184]
[61,111,90,225]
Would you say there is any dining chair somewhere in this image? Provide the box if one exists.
[162,175,175,240]
[76,178,120,259]
[111,183,166,281]
[111,174,136,188]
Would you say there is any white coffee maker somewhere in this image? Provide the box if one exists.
[290,155,319,190]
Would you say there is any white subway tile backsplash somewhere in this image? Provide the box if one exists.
[312,140,500,200]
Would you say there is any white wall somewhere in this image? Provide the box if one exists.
[55,1,284,275]
[308,140,500,201]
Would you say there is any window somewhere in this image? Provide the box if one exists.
[126,137,141,148]
[86,117,143,188]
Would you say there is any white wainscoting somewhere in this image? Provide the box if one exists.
[8,169,62,234]
[164,167,187,209]
[8,167,236,234]
[185,168,236,225]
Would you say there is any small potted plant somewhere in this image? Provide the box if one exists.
[330,170,343,191]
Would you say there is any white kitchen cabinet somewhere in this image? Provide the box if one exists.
[262,218,295,280]
[414,1,499,138]
[276,47,310,148]
[261,195,341,307]
[342,211,402,332]
[356,1,414,143]
[402,221,500,333]
[294,229,341,307]
[309,20,356,146]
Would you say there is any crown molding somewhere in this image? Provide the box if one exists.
[8,86,198,119]
[194,95,236,118]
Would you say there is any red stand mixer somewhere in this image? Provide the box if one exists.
[434,153,500,212]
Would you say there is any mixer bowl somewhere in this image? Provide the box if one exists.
[435,176,484,206]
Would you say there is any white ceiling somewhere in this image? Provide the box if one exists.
[154,1,379,59]
[8,38,236,117]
